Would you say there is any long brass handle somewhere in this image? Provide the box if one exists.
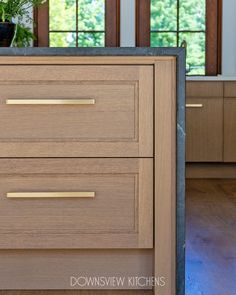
[7,192,95,198]
[6,99,95,105]
[186,104,203,108]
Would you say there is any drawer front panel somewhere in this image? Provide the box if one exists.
[0,65,153,157]
[186,81,223,97]
[0,250,153,290]
[0,158,153,249]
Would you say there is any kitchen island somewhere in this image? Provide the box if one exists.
[0,48,185,295]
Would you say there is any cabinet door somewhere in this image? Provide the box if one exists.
[186,97,223,162]
[224,98,236,162]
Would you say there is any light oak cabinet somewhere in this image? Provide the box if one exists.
[224,98,236,162]
[186,97,223,162]
[0,65,153,157]
[186,82,223,162]
[224,82,236,162]
[187,81,236,163]
[0,158,153,249]
[0,53,184,295]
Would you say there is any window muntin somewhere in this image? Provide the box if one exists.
[150,0,206,75]
[49,0,105,47]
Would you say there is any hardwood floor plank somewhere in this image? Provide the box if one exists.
[0,291,153,295]
[186,179,236,295]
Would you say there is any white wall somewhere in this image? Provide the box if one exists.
[120,0,135,47]
[222,0,236,76]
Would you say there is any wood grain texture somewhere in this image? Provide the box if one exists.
[154,59,176,295]
[206,0,220,75]
[186,81,223,97]
[186,97,223,162]
[0,65,153,157]
[186,179,236,295]
[186,163,236,178]
[0,250,153,290]
[224,97,236,161]
[0,56,179,293]
[0,292,153,295]
[105,0,120,47]
[224,82,236,97]
[0,56,176,65]
[0,158,153,249]
[0,65,142,81]
[34,1,49,47]
[0,84,136,139]
[136,0,150,46]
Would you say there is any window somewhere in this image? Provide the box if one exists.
[136,0,222,75]
[35,0,120,47]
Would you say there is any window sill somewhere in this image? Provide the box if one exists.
[186,75,236,81]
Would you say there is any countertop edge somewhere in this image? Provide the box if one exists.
[0,47,185,57]
[187,75,236,81]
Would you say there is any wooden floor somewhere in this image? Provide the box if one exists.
[186,179,236,295]
[0,292,152,295]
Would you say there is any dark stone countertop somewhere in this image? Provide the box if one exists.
[0,47,184,57]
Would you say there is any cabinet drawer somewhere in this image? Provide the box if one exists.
[0,158,153,249]
[186,81,223,97]
[0,65,153,157]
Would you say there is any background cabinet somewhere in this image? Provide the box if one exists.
[187,81,236,163]
[224,82,236,162]
[186,97,223,162]
[224,98,236,162]
[186,82,223,162]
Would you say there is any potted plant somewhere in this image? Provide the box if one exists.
[0,0,46,47]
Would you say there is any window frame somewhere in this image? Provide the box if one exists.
[34,0,120,47]
[136,0,222,75]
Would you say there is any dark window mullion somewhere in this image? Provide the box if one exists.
[150,30,206,33]
[76,0,78,47]
[177,0,179,46]
[36,0,120,48]
[136,0,221,75]
[49,30,105,33]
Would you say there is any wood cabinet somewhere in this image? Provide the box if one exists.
[224,82,236,162]
[187,81,236,163]
[0,65,153,157]
[224,98,236,162]
[0,53,184,295]
[0,158,153,249]
[186,82,223,162]
[186,97,223,162]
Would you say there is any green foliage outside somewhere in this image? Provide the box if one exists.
[151,0,206,75]
[0,0,46,47]
[49,0,104,47]
[0,0,206,74]
[0,0,46,22]
[50,0,206,74]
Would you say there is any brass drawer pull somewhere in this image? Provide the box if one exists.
[7,192,95,198]
[186,104,203,108]
[6,99,96,105]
